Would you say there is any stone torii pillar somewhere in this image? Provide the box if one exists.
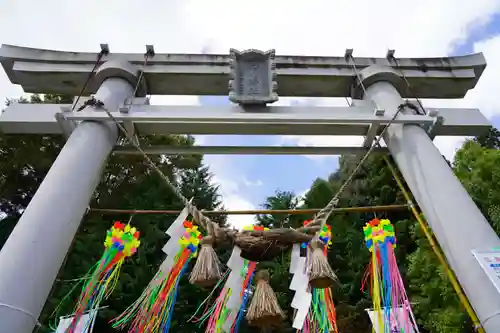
[0,60,140,332]
[355,65,500,332]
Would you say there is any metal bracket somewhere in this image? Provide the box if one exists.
[118,97,150,145]
[406,99,428,115]
[119,97,150,113]
[426,115,444,140]
[363,108,385,148]
[56,95,93,137]
[60,96,95,113]
[344,48,353,60]
[100,43,110,55]
[145,45,155,57]
[55,113,77,139]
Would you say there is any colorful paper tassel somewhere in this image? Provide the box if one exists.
[191,259,255,333]
[301,288,338,333]
[362,218,419,333]
[193,226,269,333]
[297,220,338,333]
[65,221,140,333]
[111,220,201,333]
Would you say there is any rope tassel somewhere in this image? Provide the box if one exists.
[246,270,285,328]
[306,217,338,290]
[190,236,223,287]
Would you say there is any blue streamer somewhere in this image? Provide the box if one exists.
[233,269,256,333]
[162,257,192,333]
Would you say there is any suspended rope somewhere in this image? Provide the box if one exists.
[72,48,108,113]
[87,204,410,216]
[101,87,215,237]
[55,46,486,332]
[307,53,405,230]
[387,53,426,116]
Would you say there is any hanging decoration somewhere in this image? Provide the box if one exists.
[362,218,419,333]
[307,219,337,289]
[111,219,201,333]
[192,225,280,333]
[64,221,140,333]
[235,225,284,330]
[246,269,285,328]
[293,220,338,333]
[305,288,338,333]
[55,309,98,333]
[227,259,256,333]
[189,219,223,287]
[239,224,277,261]
[193,245,254,333]
[187,268,231,332]
[290,243,312,330]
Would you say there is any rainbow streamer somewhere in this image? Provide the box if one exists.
[362,218,418,333]
[231,261,257,333]
[301,220,332,253]
[299,220,338,333]
[65,221,140,333]
[302,288,338,333]
[194,259,257,333]
[111,220,201,333]
[194,225,264,333]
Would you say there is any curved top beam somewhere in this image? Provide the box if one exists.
[0,44,486,98]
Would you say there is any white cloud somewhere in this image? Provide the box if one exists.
[1,0,500,219]
[280,33,500,162]
[295,189,309,207]
[242,178,263,187]
[427,35,500,160]
[208,159,257,229]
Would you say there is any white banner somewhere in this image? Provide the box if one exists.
[55,310,97,333]
[472,249,500,295]
[366,307,417,333]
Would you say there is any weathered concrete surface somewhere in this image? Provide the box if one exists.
[0,44,486,98]
[0,103,490,136]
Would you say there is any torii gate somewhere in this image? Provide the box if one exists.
[0,44,499,332]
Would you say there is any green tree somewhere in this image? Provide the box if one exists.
[1,94,227,332]
[404,128,500,332]
[406,220,472,333]
[454,138,500,232]
[257,190,299,228]
[474,127,500,149]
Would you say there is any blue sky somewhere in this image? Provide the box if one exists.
[198,14,500,222]
[198,96,336,207]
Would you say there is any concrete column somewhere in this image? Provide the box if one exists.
[355,65,500,332]
[0,60,140,332]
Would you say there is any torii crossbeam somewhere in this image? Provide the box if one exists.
[0,44,499,332]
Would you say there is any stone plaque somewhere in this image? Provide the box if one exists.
[228,48,278,105]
